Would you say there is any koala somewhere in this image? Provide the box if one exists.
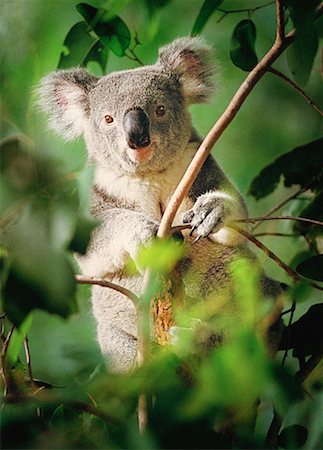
[38,37,281,372]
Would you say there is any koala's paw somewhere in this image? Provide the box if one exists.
[182,193,232,240]
[126,218,159,265]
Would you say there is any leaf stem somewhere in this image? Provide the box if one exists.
[268,67,323,115]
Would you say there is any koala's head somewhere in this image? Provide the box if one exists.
[38,37,215,175]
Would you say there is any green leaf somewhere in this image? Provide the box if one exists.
[76,3,131,57]
[58,22,108,71]
[249,138,323,199]
[83,40,109,72]
[137,237,185,273]
[191,0,223,36]
[58,22,96,69]
[6,314,33,366]
[286,0,320,86]
[278,424,308,449]
[2,209,77,326]
[296,254,323,281]
[230,20,258,71]
[69,214,99,255]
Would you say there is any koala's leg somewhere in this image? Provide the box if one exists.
[91,279,140,373]
[96,322,137,373]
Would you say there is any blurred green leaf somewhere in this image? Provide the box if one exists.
[286,0,320,86]
[7,314,33,366]
[76,3,131,56]
[230,258,261,328]
[230,19,258,71]
[183,331,271,418]
[249,138,323,199]
[191,0,223,36]
[69,214,99,255]
[137,237,185,273]
[278,424,308,449]
[3,209,77,326]
[296,254,323,281]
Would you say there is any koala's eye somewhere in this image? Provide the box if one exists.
[156,105,166,117]
[104,114,114,124]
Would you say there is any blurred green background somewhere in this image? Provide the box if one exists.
[1,0,322,385]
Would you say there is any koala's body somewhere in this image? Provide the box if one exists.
[39,37,280,372]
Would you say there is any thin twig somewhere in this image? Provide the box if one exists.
[251,187,306,231]
[217,1,275,16]
[253,232,298,237]
[229,224,299,281]
[71,400,121,426]
[1,325,14,397]
[24,336,35,390]
[228,223,323,291]
[295,351,323,383]
[268,67,323,115]
[1,324,14,358]
[237,215,323,228]
[75,275,139,305]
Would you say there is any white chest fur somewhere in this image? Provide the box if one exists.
[94,146,196,223]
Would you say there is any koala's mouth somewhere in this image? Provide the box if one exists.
[126,145,154,164]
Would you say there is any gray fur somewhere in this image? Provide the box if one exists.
[38,37,279,372]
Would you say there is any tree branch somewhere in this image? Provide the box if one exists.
[268,67,323,115]
[75,275,139,305]
[275,0,285,42]
[156,2,323,238]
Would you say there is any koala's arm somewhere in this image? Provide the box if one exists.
[78,206,158,277]
[182,154,248,246]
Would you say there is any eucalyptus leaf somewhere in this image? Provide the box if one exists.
[83,40,109,72]
[278,424,308,449]
[249,138,323,199]
[230,20,258,71]
[6,314,33,366]
[286,0,320,86]
[58,22,96,69]
[69,214,99,255]
[191,0,223,36]
[76,3,131,56]
[296,254,323,281]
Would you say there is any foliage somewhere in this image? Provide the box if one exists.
[1,1,322,449]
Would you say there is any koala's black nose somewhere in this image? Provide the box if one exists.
[123,108,151,149]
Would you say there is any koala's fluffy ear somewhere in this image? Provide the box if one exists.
[37,68,99,140]
[157,37,215,104]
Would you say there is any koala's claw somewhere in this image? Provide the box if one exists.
[183,194,231,240]
[192,235,202,244]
